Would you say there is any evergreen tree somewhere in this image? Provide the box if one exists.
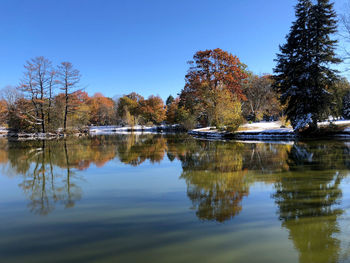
[274,0,341,131]
[166,95,174,106]
[343,91,350,118]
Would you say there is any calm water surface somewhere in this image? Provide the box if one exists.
[1,134,350,263]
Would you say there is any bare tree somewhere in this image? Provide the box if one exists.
[0,86,23,125]
[20,57,54,132]
[57,62,81,132]
[242,74,281,121]
[0,85,23,107]
[47,70,56,128]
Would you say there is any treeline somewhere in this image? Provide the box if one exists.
[2,51,350,133]
[0,57,169,132]
[0,52,272,132]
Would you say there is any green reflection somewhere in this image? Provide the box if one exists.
[179,141,249,222]
[273,142,350,263]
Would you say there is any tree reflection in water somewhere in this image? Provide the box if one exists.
[273,142,350,263]
[1,135,350,263]
[4,136,118,215]
[179,142,249,222]
[7,140,83,215]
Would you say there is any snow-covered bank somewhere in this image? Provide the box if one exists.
[189,122,295,140]
[233,128,295,140]
[89,125,182,135]
[189,120,350,141]
[0,127,88,140]
[189,127,295,140]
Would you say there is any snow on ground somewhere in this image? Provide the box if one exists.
[240,120,350,133]
[240,121,283,130]
[89,125,182,135]
[89,125,159,135]
[90,120,350,139]
[192,122,290,133]
[318,120,350,126]
[190,120,350,140]
[235,140,295,145]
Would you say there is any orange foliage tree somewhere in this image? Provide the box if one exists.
[54,90,90,128]
[0,99,7,125]
[166,98,180,124]
[180,49,248,127]
[87,93,116,125]
[139,95,166,124]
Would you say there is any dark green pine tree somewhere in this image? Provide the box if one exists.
[166,95,175,106]
[274,0,341,131]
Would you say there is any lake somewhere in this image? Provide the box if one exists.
[1,134,350,263]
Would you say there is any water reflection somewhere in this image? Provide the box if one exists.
[1,135,350,261]
[2,137,119,214]
[6,140,83,214]
[2,136,350,219]
[179,142,249,222]
[273,142,350,263]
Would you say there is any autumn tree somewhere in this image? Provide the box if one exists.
[57,62,81,132]
[0,99,7,125]
[213,88,243,130]
[116,92,144,126]
[88,93,116,125]
[166,98,179,124]
[165,98,196,129]
[54,90,90,129]
[139,95,166,124]
[180,48,247,128]
[0,86,23,126]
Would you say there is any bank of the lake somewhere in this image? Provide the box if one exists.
[4,120,350,141]
[189,120,350,140]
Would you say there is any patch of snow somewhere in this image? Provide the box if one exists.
[238,128,293,134]
[241,121,282,130]
[89,125,159,135]
[235,140,295,145]
[319,120,350,126]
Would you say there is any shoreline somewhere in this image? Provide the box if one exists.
[4,121,350,141]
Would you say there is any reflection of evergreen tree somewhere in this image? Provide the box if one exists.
[274,143,345,263]
[287,142,350,171]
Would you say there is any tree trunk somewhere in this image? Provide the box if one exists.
[309,117,318,132]
[41,107,45,133]
[63,85,68,133]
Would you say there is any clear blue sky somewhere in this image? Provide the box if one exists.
[0,0,347,100]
